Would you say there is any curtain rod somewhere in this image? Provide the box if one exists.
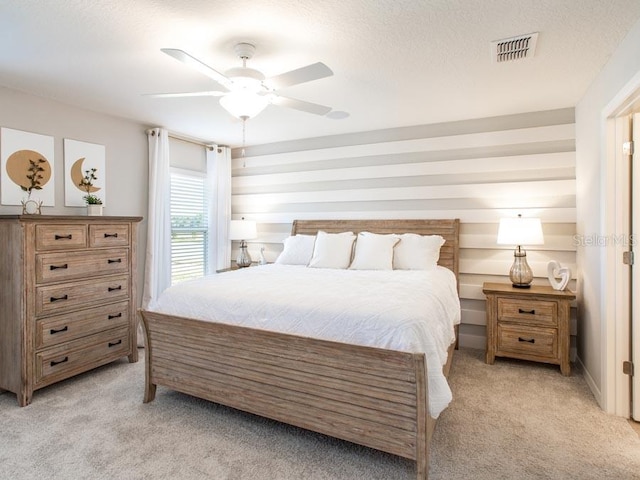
[145,128,228,152]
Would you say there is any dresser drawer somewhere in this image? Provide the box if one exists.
[35,224,87,251]
[34,326,130,386]
[36,301,130,349]
[89,224,131,247]
[497,324,557,359]
[497,298,557,327]
[36,248,129,284]
[35,275,130,316]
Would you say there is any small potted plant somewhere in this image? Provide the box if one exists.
[21,158,45,214]
[79,167,103,216]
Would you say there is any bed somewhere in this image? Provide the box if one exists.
[139,219,460,480]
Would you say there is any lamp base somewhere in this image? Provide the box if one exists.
[509,248,533,288]
[236,241,252,268]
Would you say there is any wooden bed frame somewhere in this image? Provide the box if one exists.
[139,219,460,480]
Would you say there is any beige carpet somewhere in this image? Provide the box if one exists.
[1,348,639,479]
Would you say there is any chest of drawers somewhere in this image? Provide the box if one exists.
[483,282,575,375]
[0,215,142,406]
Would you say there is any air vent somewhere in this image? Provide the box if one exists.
[491,32,538,63]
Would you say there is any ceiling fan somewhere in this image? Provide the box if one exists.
[151,42,334,120]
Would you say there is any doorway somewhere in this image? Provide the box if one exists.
[607,96,640,420]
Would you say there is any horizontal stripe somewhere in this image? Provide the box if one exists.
[233,151,575,188]
[232,180,576,206]
[234,140,575,176]
[232,208,577,224]
[233,124,575,170]
[235,108,574,158]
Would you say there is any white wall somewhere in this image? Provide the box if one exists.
[0,86,149,305]
[232,109,577,350]
[575,17,640,409]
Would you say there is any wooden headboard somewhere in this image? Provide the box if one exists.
[291,219,460,284]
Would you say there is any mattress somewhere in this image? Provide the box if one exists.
[150,264,461,417]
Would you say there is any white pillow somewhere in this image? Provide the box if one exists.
[308,231,356,269]
[274,235,316,265]
[349,232,400,270]
[394,234,445,270]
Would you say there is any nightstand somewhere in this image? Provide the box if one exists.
[483,282,575,375]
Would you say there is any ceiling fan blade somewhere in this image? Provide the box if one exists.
[144,91,226,98]
[270,95,332,116]
[264,62,333,90]
[161,48,232,90]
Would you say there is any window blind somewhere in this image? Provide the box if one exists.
[170,169,208,284]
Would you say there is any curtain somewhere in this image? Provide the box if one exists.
[207,145,232,271]
[142,128,172,310]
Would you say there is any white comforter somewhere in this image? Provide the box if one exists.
[151,264,461,418]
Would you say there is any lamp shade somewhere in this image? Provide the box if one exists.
[497,216,544,246]
[229,220,257,241]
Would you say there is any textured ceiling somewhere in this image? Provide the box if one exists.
[1,0,640,147]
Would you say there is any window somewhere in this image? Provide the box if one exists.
[170,168,208,284]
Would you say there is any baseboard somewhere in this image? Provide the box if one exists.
[577,355,603,409]
[458,333,485,350]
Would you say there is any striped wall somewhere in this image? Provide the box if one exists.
[230,108,576,352]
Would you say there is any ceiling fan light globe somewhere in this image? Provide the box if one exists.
[220,91,269,119]
[225,67,265,93]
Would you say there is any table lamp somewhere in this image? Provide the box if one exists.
[229,219,257,268]
[497,214,544,288]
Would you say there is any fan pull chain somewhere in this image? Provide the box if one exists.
[241,117,247,167]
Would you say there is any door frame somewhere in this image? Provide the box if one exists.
[603,71,640,416]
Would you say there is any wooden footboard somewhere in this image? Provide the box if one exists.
[140,310,435,480]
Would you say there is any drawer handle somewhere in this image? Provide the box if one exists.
[50,356,69,367]
[518,337,536,344]
[108,313,123,319]
[108,340,122,348]
[108,258,122,264]
[50,326,69,335]
[54,234,72,240]
[518,308,536,315]
[104,233,118,238]
[108,285,122,292]
[49,264,68,270]
[50,294,68,303]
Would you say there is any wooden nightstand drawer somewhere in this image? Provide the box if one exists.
[497,298,557,327]
[497,324,557,359]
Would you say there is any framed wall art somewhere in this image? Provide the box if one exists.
[64,138,106,207]
[1,127,55,212]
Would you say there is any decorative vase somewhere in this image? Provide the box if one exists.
[87,205,103,216]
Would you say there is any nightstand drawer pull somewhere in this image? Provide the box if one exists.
[50,326,68,335]
[518,337,536,343]
[104,233,118,238]
[108,313,123,319]
[50,294,68,302]
[108,285,122,292]
[49,264,68,270]
[54,234,73,240]
[518,308,536,315]
[108,340,122,348]
[50,356,69,367]
[107,258,122,264]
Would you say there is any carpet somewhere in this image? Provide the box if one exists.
[1,348,638,479]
